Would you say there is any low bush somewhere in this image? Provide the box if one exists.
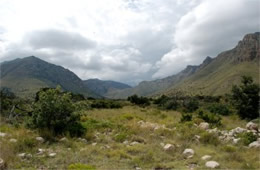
[183,98,199,112]
[238,132,257,145]
[207,103,231,115]
[197,110,221,126]
[127,95,150,106]
[180,113,192,122]
[90,100,122,109]
[68,163,96,170]
[200,132,220,146]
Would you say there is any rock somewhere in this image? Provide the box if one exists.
[233,127,247,134]
[163,144,174,151]
[201,155,212,160]
[130,141,140,146]
[37,148,45,154]
[9,138,17,143]
[92,142,97,146]
[160,142,165,147]
[207,128,218,133]
[233,138,241,144]
[59,137,68,142]
[205,161,220,168]
[246,122,258,131]
[48,153,56,157]
[199,122,209,130]
[26,154,32,158]
[123,140,129,145]
[183,148,194,158]
[135,167,142,170]
[36,137,44,143]
[249,141,260,148]
[79,138,87,143]
[0,158,4,168]
[18,153,26,158]
[0,132,7,137]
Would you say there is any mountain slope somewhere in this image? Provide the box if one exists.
[0,56,99,98]
[83,79,131,97]
[163,32,260,96]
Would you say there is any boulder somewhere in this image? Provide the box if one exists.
[199,122,209,130]
[0,132,7,137]
[233,127,247,134]
[60,137,68,142]
[205,161,220,168]
[201,155,212,160]
[130,141,140,146]
[183,148,194,158]
[233,138,241,144]
[9,138,17,143]
[246,122,258,131]
[163,144,174,151]
[249,141,260,148]
[48,153,56,157]
[36,137,44,143]
[18,153,26,158]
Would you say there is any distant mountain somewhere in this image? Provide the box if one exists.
[0,56,99,98]
[107,32,259,98]
[83,79,131,97]
[163,32,260,96]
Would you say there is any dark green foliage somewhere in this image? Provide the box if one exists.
[231,76,259,120]
[127,94,150,106]
[207,103,231,115]
[197,110,221,126]
[153,95,169,105]
[90,100,122,109]
[71,93,85,102]
[183,98,199,112]
[180,113,192,122]
[164,99,179,110]
[200,132,220,146]
[31,87,85,136]
[238,132,257,145]
[0,88,15,113]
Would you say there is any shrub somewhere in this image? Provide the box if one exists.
[238,132,257,145]
[90,100,122,109]
[197,110,221,126]
[114,132,128,142]
[200,132,220,146]
[183,98,199,112]
[164,99,179,110]
[180,113,192,122]
[68,163,96,170]
[231,76,259,119]
[31,87,85,137]
[127,95,150,106]
[207,103,231,115]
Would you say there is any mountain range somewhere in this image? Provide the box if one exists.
[0,32,259,98]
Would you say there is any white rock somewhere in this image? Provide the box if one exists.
[9,138,17,143]
[205,161,220,168]
[246,122,258,131]
[59,137,68,142]
[92,142,97,146]
[18,153,26,158]
[130,141,140,146]
[233,127,247,134]
[0,158,4,168]
[48,153,56,157]
[0,132,6,137]
[123,140,129,145]
[249,141,260,148]
[207,128,218,133]
[199,122,209,130]
[36,137,44,142]
[163,144,174,151]
[37,148,45,154]
[233,138,241,144]
[183,148,194,158]
[136,167,142,170]
[26,154,32,158]
[201,155,212,160]
[160,142,165,147]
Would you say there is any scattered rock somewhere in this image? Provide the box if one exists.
[183,148,194,158]
[205,161,220,168]
[18,153,26,158]
[246,122,258,131]
[36,137,44,143]
[199,122,209,130]
[9,138,17,143]
[201,155,212,160]
[48,153,56,157]
[123,140,129,145]
[233,127,247,134]
[233,138,241,144]
[207,128,218,133]
[163,144,174,151]
[249,141,260,148]
[37,148,45,155]
[59,137,68,142]
[130,141,140,146]
[0,132,7,137]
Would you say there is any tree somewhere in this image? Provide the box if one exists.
[231,76,259,119]
[31,86,85,136]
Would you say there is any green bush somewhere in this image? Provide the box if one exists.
[207,103,231,115]
[183,98,199,112]
[164,99,179,110]
[180,113,192,122]
[90,100,122,109]
[114,132,128,142]
[197,110,221,126]
[68,163,96,170]
[238,132,257,145]
[127,94,150,106]
[200,132,220,146]
[231,76,259,119]
[31,87,85,137]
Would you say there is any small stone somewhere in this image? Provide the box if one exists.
[48,153,56,157]
[123,140,129,145]
[233,138,241,144]
[160,142,165,147]
[0,132,7,137]
[249,141,260,148]
[246,122,258,131]
[36,137,44,142]
[0,158,4,168]
[130,141,140,146]
[201,155,212,160]
[26,154,32,158]
[183,148,194,156]
[59,137,68,142]
[136,167,142,170]
[18,153,26,158]
[37,148,45,154]
[205,161,220,168]
[199,122,209,130]
[9,138,17,143]
[163,144,174,151]
[92,142,97,146]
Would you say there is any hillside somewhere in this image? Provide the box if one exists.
[83,79,131,97]
[106,32,259,98]
[0,56,99,98]
[163,32,260,96]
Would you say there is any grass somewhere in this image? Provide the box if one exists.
[0,104,259,169]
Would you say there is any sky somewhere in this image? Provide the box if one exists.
[0,0,259,85]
